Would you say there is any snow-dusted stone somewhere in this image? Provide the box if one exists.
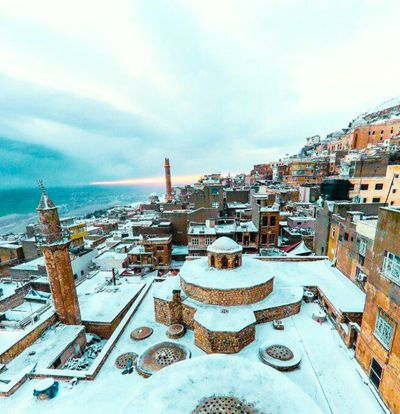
[207,237,242,254]
[127,354,323,414]
[136,341,191,377]
[194,307,255,332]
[259,336,302,371]
[180,257,273,291]
[312,309,327,322]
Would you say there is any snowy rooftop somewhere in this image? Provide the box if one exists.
[0,280,385,414]
[77,271,144,323]
[207,236,242,254]
[180,256,272,290]
[11,256,45,271]
[129,354,323,414]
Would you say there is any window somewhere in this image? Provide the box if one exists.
[374,310,394,350]
[372,197,381,203]
[358,255,365,266]
[210,255,215,267]
[391,201,395,206]
[157,246,164,251]
[81,270,84,276]
[158,257,163,265]
[393,189,397,194]
[262,216,268,227]
[382,250,400,284]
[370,359,383,390]
[344,232,349,241]
[234,255,240,267]
[359,239,368,256]
[270,216,276,226]
[221,256,228,269]
[205,237,213,245]
[212,202,219,208]
[191,238,199,245]
[360,184,369,191]
[261,235,267,244]
[375,183,384,190]
[269,234,276,244]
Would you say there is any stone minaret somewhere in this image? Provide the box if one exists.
[37,181,81,325]
[164,157,173,202]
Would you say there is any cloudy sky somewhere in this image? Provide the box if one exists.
[1,0,400,188]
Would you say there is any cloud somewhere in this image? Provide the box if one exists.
[0,0,400,187]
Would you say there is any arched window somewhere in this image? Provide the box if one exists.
[234,255,240,268]
[210,255,215,267]
[221,256,228,269]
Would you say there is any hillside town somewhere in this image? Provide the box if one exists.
[1,97,400,413]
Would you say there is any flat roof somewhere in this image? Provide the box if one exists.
[77,271,144,323]
[0,281,384,414]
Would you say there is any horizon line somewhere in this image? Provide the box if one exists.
[91,174,203,186]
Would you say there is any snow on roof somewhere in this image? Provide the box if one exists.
[235,221,257,232]
[129,354,324,414]
[172,245,189,256]
[0,243,22,249]
[194,307,255,332]
[207,236,242,254]
[288,241,312,256]
[77,271,144,323]
[180,257,273,291]
[263,259,365,313]
[11,256,45,271]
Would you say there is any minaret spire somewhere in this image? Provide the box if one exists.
[36,184,81,325]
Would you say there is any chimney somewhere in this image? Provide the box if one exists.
[164,158,173,202]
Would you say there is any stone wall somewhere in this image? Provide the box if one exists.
[207,251,242,269]
[0,283,31,312]
[254,300,301,323]
[49,328,86,368]
[180,277,273,306]
[0,312,57,363]
[194,321,255,354]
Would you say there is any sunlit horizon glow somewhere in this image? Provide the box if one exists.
[91,174,203,186]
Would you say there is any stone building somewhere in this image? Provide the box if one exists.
[356,207,400,413]
[187,220,258,256]
[154,237,302,354]
[314,201,383,256]
[349,164,400,205]
[252,206,280,249]
[335,211,377,289]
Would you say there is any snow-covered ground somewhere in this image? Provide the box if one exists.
[1,282,386,414]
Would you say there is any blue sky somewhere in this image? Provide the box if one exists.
[1,0,400,188]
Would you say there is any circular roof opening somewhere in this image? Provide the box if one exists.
[207,237,242,254]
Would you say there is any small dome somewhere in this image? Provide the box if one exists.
[207,237,242,254]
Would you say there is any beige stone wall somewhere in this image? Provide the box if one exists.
[207,251,242,269]
[194,321,255,354]
[181,277,273,306]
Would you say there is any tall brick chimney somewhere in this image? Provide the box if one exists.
[164,157,173,202]
[36,181,81,325]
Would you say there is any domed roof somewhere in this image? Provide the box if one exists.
[207,236,242,254]
[128,354,324,414]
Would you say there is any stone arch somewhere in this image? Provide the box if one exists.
[221,256,228,269]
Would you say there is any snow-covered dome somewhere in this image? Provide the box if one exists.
[127,354,324,414]
[207,237,242,254]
